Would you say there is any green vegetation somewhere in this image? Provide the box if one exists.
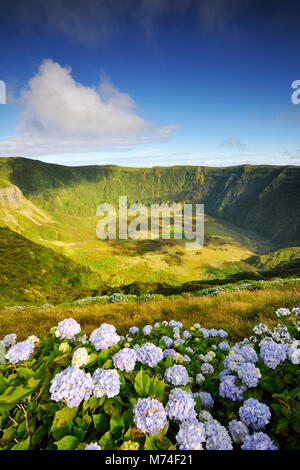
[0,228,103,307]
[0,157,299,306]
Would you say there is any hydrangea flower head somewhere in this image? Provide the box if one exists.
[237,362,261,388]
[161,336,173,348]
[260,341,287,369]
[219,375,245,401]
[55,318,81,340]
[129,326,139,335]
[196,373,205,385]
[241,432,277,450]
[72,348,89,368]
[90,323,120,351]
[193,392,214,410]
[201,363,214,375]
[5,339,35,364]
[143,325,153,336]
[228,420,249,444]
[176,420,206,450]
[166,388,196,422]
[239,398,271,430]
[205,421,233,450]
[50,366,93,407]
[133,398,167,435]
[85,442,101,450]
[2,334,17,347]
[93,368,120,398]
[120,441,139,450]
[113,348,137,372]
[164,365,189,386]
[137,342,163,367]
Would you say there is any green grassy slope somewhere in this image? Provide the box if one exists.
[0,157,299,246]
[0,227,103,306]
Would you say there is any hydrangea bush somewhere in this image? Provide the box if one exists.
[0,307,299,450]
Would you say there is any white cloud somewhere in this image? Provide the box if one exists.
[0,59,178,157]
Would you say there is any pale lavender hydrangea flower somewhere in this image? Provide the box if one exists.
[5,339,35,364]
[241,432,277,450]
[176,420,206,450]
[260,341,287,369]
[201,363,214,375]
[143,325,153,336]
[164,365,189,386]
[133,398,167,435]
[129,326,139,335]
[50,366,93,407]
[205,421,233,450]
[89,324,120,351]
[161,336,173,348]
[237,362,261,388]
[2,334,17,347]
[137,342,163,367]
[84,442,101,450]
[166,388,196,422]
[193,392,214,410]
[55,318,81,340]
[112,348,137,372]
[219,375,246,401]
[93,368,120,398]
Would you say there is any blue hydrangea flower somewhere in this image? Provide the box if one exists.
[85,442,101,450]
[137,342,163,367]
[193,392,214,410]
[228,420,249,444]
[237,362,261,388]
[176,420,206,450]
[5,339,35,364]
[218,341,230,351]
[219,375,245,401]
[239,398,271,430]
[164,365,189,386]
[163,348,176,359]
[260,341,287,369]
[129,326,139,335]
[166,388,196,422]
[113,348,137,372]
[55,318,81,340]
[174,338,185,346]
[2,334,17,347]
[50,366,93,407]
[241,432,277,450]
[89,324,120,351]
[92,368,120,398]
[161,336,173,348]
[217,329,228,338]
[133,398,167,435]
[182,330,192,339]
[173,327,181,338]
[234,345,258,363]
[143,325,153,336]
[205,421,233,450]
[201,363,214,375]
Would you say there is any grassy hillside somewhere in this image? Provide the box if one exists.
[0,157,299,246]
[0,227,103,306]
[0,283,299,341]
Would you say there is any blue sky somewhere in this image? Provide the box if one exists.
[0,0,300,167]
